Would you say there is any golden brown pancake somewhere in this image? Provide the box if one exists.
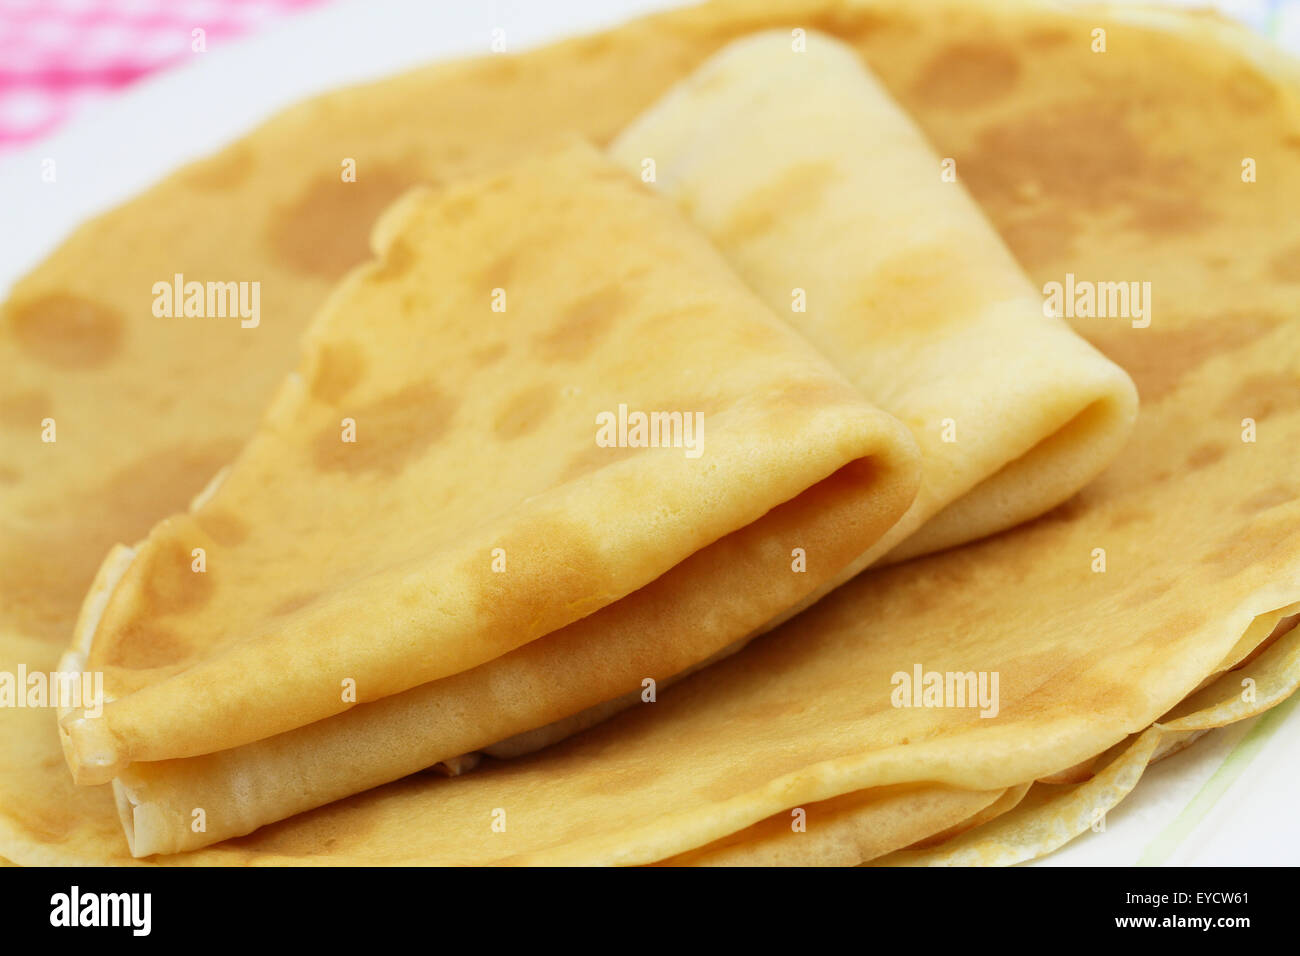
[56,140,926,853]
[0,0,1296,865]
[610,29,1137,573]
[83,26,1146,858]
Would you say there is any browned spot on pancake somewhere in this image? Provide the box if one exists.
[1240,485,1295,514]
[104,622,190,669]
[1028,494,1090,530]
[716,161,838,246]
[1128,195,1212,236]
[6,294,124,369]
[370,237,415,281]
[960,101,1140,267]
[807,7,890,45]
[1186,442,1225,470]
[1023,28,1071,47]
[963,100,1206,246]
[1218,370,1300,419]
[196,511,248,546]
[855,240,1021,341]
[1107,504,1154,529]
[0,389,53,428]
[1224,66,1277,111]
[494,384,557,440]
[1085,315,1277,403]
[1269,242,1300,283]
[268,165,422,278]
[536,286,623,361]
[137,535,215,616]
[465,514,606,635]
[181,143,253,190]
[560,442,643,483]
[470,343,508,368]
[313,382,457,474]
[994,212,1078,272]
[272,591,322,617]
[95,442,242,549]
[309,340,367,404]
[0,465,19,484]
[969,100,1140,202]
[912,42,1020,110]
[477,252,515,295]
[0,439,240,644]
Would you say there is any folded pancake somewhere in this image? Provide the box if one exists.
[1,0,1297,866]
[610,30,1137,582]
[78,21,1146,858]
[55,140,921,796]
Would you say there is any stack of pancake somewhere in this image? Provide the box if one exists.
[1,0,1297,865]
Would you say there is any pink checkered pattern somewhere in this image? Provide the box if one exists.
[0,0,326,151]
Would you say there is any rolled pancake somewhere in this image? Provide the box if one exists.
[609,30,1137,576]
[56,139,921,790]
[1,0,1298,866]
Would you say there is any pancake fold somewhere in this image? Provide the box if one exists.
[55,139,925,852]
[610,30,1138,579]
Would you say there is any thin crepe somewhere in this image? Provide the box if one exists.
[86,23,1140,858]
[681,611,1299,867]
[609,30,1137,576]
[0,0,1297,865]
[54,140,921,800]
[875,620,1300,865]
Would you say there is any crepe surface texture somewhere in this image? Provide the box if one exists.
[55,139,926,852]
[609,29,1137,576]
[0,0,1297,865]
[89,17,1148,858]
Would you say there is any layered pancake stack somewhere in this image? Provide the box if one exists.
[1,0,1297,865]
